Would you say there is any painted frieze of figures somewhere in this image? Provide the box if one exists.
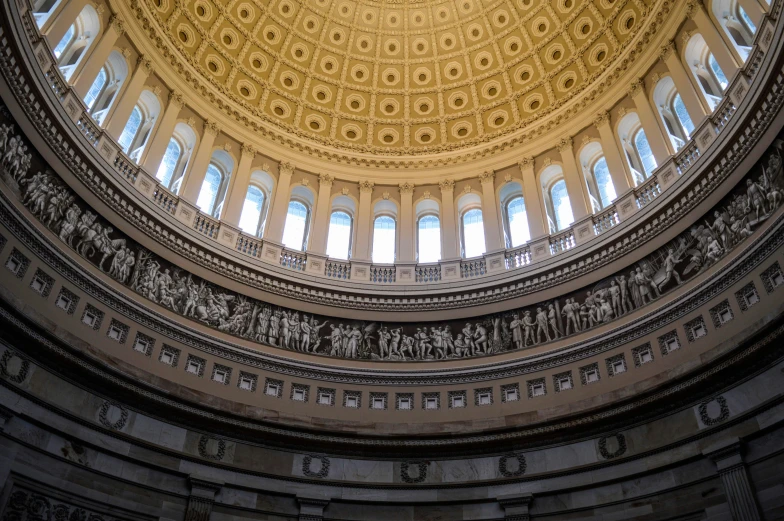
[0,105,782,362]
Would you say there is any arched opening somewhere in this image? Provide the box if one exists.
[326,194,356,260]
[236,170,274,236]
[281,185,315,251]
[457,193,485,258]
[499,182,530,248]
[653,77,695,151]
[579,142,617,211]
[53,5,100,80]
[117,90,161,163]
[160,122,198,192]
[196,150,234,217]
[84,50,129,125]
[685,34,728,111]
[618,112,657,184]
[540,165,574,233]
[711,0,757,61]
[371,200,397,264]
[415,199,441,263]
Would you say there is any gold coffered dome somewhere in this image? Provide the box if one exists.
[141,0,650,156]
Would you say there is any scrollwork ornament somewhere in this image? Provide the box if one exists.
[627,79,644,98]
[498,453,527,477]
[98,401,129,431]
[279,161,295,176]
[138,56,154,75]
[204,120,220,136]
[319,173,334,187]
[109,14,125,35]
[197,435,226,461]
[400,461,429,483]
[659,41,676,61]
[479,170,495,184]
[359,180,375,193]
[518,156,534,171]
[698,395,729,426]
[302,454,330,478]
[685,0,701,19]
[399,182,414,194]
[169,90,184,108]
[593,111,610,128]
[598,433,627,459]
[0,349,30,383]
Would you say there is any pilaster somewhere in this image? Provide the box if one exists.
[704,441,762,521]
[498,493,533,521]
[185,477,222,521]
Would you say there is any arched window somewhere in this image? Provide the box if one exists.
[34,0,64,27]
[238,185,265,235]
[673,94,695,137]
[116,90,162,162]
[53,5,100,80]
[417,215,441,263]
[372,216,396,263]
[634,128,657,177]
[505,196,530,247]
[53,26,74,59]
[326,211,352,260]
[551,180,574,232]
[618,112,657,185]
[282,201,310,251]
[196,164,222,215]
[155,139,181,188]
[117,106,141,153]
[461,208,486,258]
[709,54,729,90]
[87,51,129,125]
[654,77,694,151]
[712,0,756,60]
[592,157,616,209]
[685,34,729,110]
[83,67,106,110]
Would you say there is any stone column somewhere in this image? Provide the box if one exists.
[262,162,295,243]
[398,182,415,262]
[105,56,153,138]
[44,0,89,49]
[353,181,374,260]
[185,477,222,521]
[498,493,533,521]
[704,442,762,521]
[557,138,592,220]
[71,15,124,97]
[307,174,334,255]
[220,144,257,227]
[439,179,459,259]
[518,157,548,243]
[179,121,219,204]
[661,40,709,123]
[140,91,184,173]
[594,112,633,194]
[479,171,503,251]
[687,0,740,78]
[297,497,329,521]
[628,79,672,162]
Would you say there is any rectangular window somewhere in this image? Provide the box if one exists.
[82,311,97,327]
[532,383,545,396]
[425,397,438,409]
[640,348,653,363]
[692,323,707,339]
[346,396,359,408]
[451,395,465,408]
[665,338,678,353]
[186,360,201,374]
[293,389,307,401]
[30,276,44,293]
[318,392,332,405]
[477,392,491,405]
[56,294,72,310]
[612,360,626,375]
[239,376,253,390]
[134,338,149,353]
[266,382,280,396]
[399,397,412,410]
[213,369,228,384]
[504,388,519,402]
[160,351,174,365]
[6,257,20,274]
[372,397,385,409]
[107,325,122,340]
[585,369,599,382]
[558,377,571,391]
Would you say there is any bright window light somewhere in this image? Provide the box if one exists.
[551,180,574,231]
[593,157,617,208]
[462,208,486,258]
[196,164,222,215]
[506,197,530,247]
[326,211,352,259]
[238,186,265,234]
[372,216,396,263]
[156,139,181,188]
[417,215,441,263]
[282,201,308,250]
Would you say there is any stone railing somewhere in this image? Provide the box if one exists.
[15,0,776,293]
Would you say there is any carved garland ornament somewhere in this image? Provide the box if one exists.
[98,401,129,431]
[197,435,226,461]
[400,461,429,483]
[498,453,527,477]
[0,348,30,384]
[598,433,627,459]
[302,454,331,478]
[698,395,730,426]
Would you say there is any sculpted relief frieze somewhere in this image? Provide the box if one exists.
[0,103,783,362]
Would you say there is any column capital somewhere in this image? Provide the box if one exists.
[659,40,676,61]
[593,111,611,128]
[439,179,455,192]
[685,0,702,19]
[109,14,125,35]
[318,173,334,187]
[479,170,495,184]
[627,78,644,98]
[359,180,375,193]
[518,156,535,171]
[399,182,415,195]
[279,161,295,177]
[137,55,154,75]
[204,119,220,136]
[169,90,185,108]
[240,143,257,158]
[556,137,573,153]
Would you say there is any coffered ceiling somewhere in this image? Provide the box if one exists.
[144,0,651,156]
